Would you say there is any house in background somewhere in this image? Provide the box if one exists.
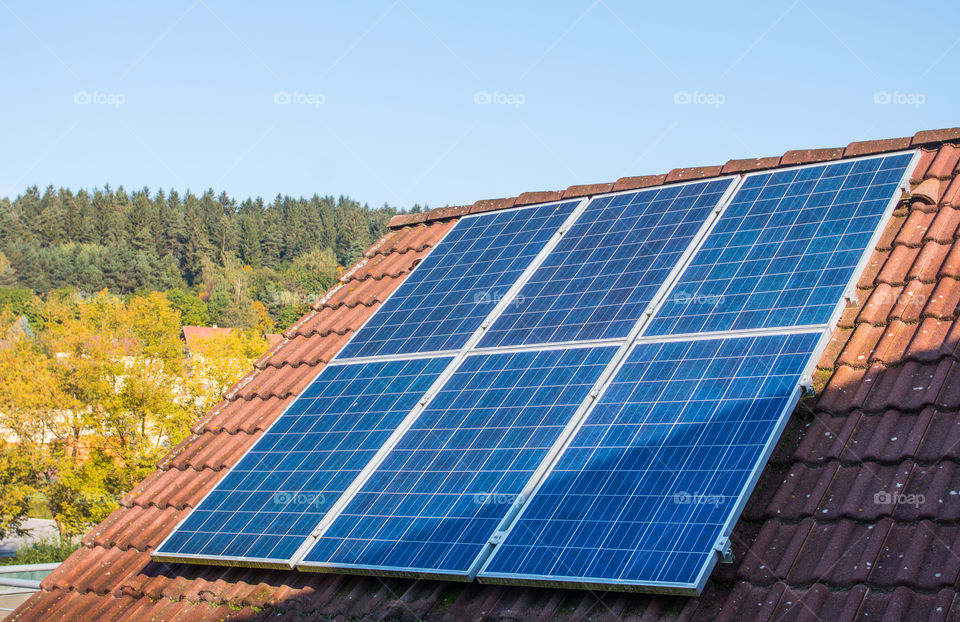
[10,127,960,621]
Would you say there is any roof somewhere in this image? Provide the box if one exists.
[11,126,960,621]
[180,326,236,352]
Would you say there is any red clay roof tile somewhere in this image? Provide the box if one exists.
[469,197,517,214]
[780,147,844,166]
[561,182,614,198]
[514,190,563,205]
[664,165,722,183]
[913,177,944,204]
[720,156,781,174]
[844,136,912,157]
[911,148,939,183]
[612,174,666,192]
[912,126,960,146]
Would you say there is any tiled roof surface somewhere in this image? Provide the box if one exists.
[12,128,960,621]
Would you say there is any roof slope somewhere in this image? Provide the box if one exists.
[11,127,960,622]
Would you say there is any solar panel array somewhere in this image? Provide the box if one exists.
[155,153,916,594]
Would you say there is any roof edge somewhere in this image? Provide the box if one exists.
[388,126,960,229]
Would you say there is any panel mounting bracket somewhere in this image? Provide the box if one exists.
[488,531,507,546]
[799,374,815,397]
[714,536,733,564]
[843,284,859,308]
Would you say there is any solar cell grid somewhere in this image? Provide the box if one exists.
[337,200,580,359]
[647,153,913,335]
[480,332,820,589]
[153,356,451,564]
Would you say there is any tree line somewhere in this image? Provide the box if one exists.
[0,185,424,331]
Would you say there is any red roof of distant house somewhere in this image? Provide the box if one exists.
[13,127,960,621]
[180,325,235,352]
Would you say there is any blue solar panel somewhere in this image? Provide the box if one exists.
[480,332,819,590]
[299,346,617,576]
[337,201,580,359]
[647,154,913,335]
[154,357,451,564]
[478,179,734,348]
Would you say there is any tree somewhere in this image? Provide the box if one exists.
[0,443,36,539]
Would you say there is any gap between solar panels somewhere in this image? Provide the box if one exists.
[153,151,919,595]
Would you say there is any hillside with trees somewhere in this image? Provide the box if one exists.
[0,185,419,331]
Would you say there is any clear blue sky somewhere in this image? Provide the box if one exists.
[1,1,955,210]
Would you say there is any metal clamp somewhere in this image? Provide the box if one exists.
[714,536,733,564]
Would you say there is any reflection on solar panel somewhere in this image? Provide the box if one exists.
[478,179,734,348]
[337,201,580,359]
[480,332,820,591]
[153,357,450,565]
[300,346,617,576]
[647,154,915,335]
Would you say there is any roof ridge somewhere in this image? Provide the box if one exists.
[388,127,960,229]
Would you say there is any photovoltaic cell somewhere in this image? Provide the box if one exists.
[300,346,617,576]
[481,332,819,589]
[647,153,913,335]
[478,179,734,348]
[154,356,451,565]
[337,201,580,359]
